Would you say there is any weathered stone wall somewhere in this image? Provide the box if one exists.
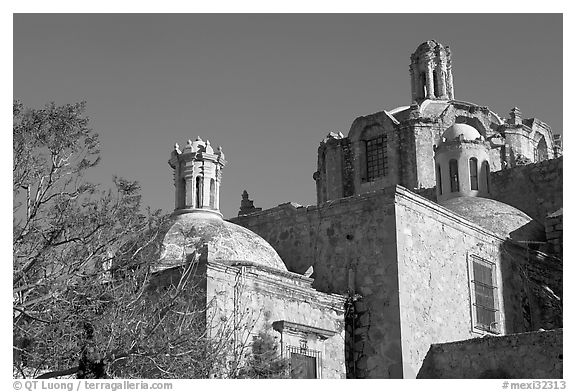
[397,122,419,189]
[206,262,346,378]
[231,186,558,379]
[545,209,563,256]
[435,102,499,137]
[231,188,404,378]
[417,329,563,378]
[324,139,344,202]
[501,118,555,165]
[348,112,402,195]
[395,105,501,191]
[504,127,536,162]
[489,157,562,223]
[412,122,438,189]
[230,202,313,276]
[394,188,511,378]
[315,103,512,204]
[315,135,355,204]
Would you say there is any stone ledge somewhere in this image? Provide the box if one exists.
[272,320,338,340]
[207,261,347,310]
[428,328,562,351]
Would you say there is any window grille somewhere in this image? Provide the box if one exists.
[286,345,321,379]
[365,135,387,181]
[470,255,499,333]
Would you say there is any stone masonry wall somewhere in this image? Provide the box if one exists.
[545,209,563,256]
[394,188,511,378]
[206,262,346,378]
[417,329,563,378]
[230,186,555,378]
[231,188,404,378]
[489,157,562,224]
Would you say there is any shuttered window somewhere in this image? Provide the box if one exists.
[470,255,499,333]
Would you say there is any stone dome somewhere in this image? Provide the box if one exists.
[440,196,545,241]
[156,211,287,272]
[442,123,481,142]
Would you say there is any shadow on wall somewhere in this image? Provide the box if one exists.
[508,220,546,243]
[499,237,562,334]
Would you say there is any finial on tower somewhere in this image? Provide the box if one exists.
[238,190,262,216]
[217,146,225,160]
[508,107,523,125]
[205,139,214,154]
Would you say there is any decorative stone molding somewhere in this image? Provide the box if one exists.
[272,320,338,340]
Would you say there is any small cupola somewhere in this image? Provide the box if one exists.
[410,40,455,102]
[169,136,226,218]
[434,124,491,202]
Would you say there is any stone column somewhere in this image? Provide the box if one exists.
[426,63,434,99]
[446,67,454,99]
[215,174,221,211]
[202,164,212,209]
[437,65,447,99]
[173,163,180,210]
[410,66,417,102]
[185,175,194,208]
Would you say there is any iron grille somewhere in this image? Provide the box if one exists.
[366,136,387,181]
[286,345,322,379]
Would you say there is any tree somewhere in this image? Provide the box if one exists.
[13,100,169,377]
[13,101,288,379]
[237,331,288,379]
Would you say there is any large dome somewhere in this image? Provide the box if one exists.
[156,211,287,272]
[442,123,481,142]
[440,197,545,241]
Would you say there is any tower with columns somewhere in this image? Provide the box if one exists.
[169,136,226,216]
[409,40,454,102]
[434,123,491,203]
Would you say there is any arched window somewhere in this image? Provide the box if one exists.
[210,179,216,209]
[195,176,203,208]
[420,72,427,97]
[536,138,548,162]
[449,159,459,192]
[433,69,439,98]
[482,161,490,193]
[469,158,478,191]
[436,165,443,195]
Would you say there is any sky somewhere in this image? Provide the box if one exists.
[13,14,563,219]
